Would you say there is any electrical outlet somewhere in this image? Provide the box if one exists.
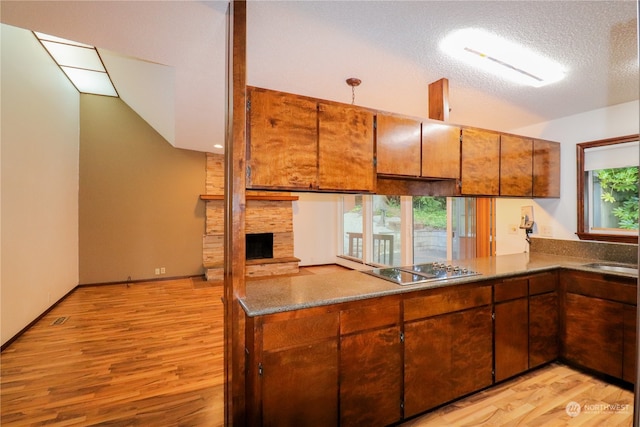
[155,268,160,275]
[508,224,518,235]
[160,267,166,274]
[541,225,553,237]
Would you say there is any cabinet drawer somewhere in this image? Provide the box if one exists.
[529,272,557,295]
[494,279,528,302]
[341,299,400,335]
[263,312,339,351]
[404,285,491,321]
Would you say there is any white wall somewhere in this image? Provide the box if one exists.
[1,24,80,345]
[496,100,640,255]
[293,193,340,266]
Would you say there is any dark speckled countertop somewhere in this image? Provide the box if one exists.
[240,252,637,317]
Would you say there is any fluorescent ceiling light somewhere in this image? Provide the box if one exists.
[34,32,118,97]
[440,28,566,87]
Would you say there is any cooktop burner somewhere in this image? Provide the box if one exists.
[364,262,480,286]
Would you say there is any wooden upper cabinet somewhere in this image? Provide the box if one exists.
[500,134,533,197]
[247,87,318,190]
[533,139,561,197]
[422,121,461,179]
[460,128,500,195]
[318,102,375,192]
[376,113,421,177]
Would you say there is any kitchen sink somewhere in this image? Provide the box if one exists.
[582,262,638,275]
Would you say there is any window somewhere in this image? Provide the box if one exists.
[342,195,363,261]
[577,134,639,243]
[340,195,490,267]
[413,196,447,263]
[371,195,401,266]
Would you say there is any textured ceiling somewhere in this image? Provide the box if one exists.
[2,1,638,153]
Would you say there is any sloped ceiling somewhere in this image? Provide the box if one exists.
[2,1,638,154]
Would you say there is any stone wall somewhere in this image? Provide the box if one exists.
[202,153,299,280]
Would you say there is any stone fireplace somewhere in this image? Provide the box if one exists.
[201,153,300,281]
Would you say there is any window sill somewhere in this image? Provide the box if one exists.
[576,232,638,244]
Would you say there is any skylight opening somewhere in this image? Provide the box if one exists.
[34,31,118,97]
[440,28,566,88]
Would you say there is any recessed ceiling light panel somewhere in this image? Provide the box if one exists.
[440,28,566,87]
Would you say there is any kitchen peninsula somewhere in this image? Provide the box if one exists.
[241,251,637,426]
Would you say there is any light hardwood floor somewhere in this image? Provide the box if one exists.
[1,277,225,426]
[400,363,634,426]
[1,268,635,426]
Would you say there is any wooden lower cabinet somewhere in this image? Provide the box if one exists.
[529,292,559,368]
[262,341,338,427]
[561,270,636,382]
[340,326,402,426]
[623,304,637,384]
[254,311,340,426]
[494,298,528,382]
[404,306,493,417]
[245,269,635,425]
[563,293,624,378]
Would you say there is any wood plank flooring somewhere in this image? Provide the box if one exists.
[1,266,635,426]
[1,277,225,426]
[400,363,634,427]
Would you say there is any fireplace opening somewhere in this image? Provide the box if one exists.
[246,233,274,260]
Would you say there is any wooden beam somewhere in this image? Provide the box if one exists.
[225,1,247,425]
[428,78,450,121]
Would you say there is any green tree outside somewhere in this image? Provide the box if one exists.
[596,166,639,230]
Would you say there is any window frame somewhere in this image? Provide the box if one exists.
[576,134,639,243]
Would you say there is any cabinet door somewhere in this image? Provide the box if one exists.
[623,304,637,383]
[533,139,560,197]
[460,128,500,195]
[376,113,421,177]
[421,121,461,179]
[340,327,402,426]
[495,298,529,382]
[500,134,532,196]
[262,341,338,427]
[318,102,375,192]
[529,292,559,368]
[563,293,623,378]
[247,88,318,190]
[404,306,493,417]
